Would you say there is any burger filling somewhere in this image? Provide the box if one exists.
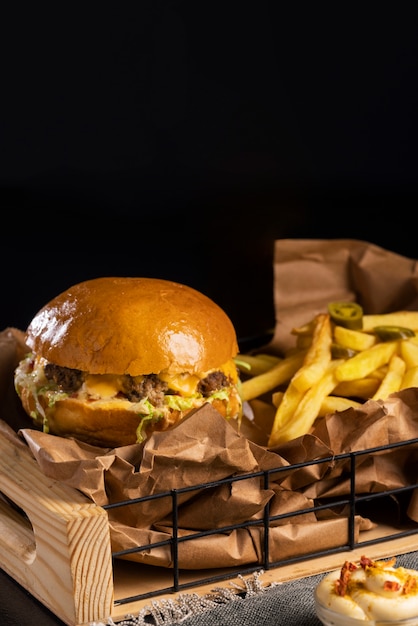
[14,354,242,442]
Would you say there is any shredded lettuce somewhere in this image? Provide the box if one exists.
[164,394,198,411]
[135,399,161,443]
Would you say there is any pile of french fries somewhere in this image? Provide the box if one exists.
[235,308,418,448]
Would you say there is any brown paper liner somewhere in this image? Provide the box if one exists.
[269,238,418,354]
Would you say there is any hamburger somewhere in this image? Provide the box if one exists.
[14,277,242,447]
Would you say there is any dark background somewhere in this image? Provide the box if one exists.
[1,3,417,343]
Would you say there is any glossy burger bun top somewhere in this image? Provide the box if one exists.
[25,277,239,375]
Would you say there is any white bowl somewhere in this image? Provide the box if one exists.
[315,587,418,626]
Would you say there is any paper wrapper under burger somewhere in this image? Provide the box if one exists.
[1,239,418,569]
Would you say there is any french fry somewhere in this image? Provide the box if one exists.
[368,366,388,380]
[275,389,362,415]
[239,350,306,402]
[400,365,418,391]
[332,377,381,399]
[291,313,332,393]
[317,395,362,416]
[362,312,418,332]
[400,339,418,369]
[291,320,315,349]
[257,353,284,366]
[272,390,284,408]
[235,353,282,376]
[267,314,333,445]
[295,334,314,350]
[371,354,406,400]
[268,360,343,447]
[335,341,398,382]
[333,325,377,351]
[291,320,316,336]
[268,380,305,444]
[238,304,418,448]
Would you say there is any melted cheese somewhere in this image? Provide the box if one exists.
[158,371,200,394]
[222,359,239,383]
[83,374,122,398]
[159,359,238,395]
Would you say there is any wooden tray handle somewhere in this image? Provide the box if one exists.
[0,422,114,626]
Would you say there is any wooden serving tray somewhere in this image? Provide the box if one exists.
[1,428,418,626]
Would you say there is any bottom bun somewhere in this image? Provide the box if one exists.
[19,387,239,448]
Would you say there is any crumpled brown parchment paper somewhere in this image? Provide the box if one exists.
[269,238,418,353]
[1,239,418,570]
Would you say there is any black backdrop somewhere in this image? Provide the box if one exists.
[1,3,417,342]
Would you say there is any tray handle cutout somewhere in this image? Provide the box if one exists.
[0,425,114,626]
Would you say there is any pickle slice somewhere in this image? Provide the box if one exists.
[373,325,415,340]
[331,343,358,359]
[328,301,363,330]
